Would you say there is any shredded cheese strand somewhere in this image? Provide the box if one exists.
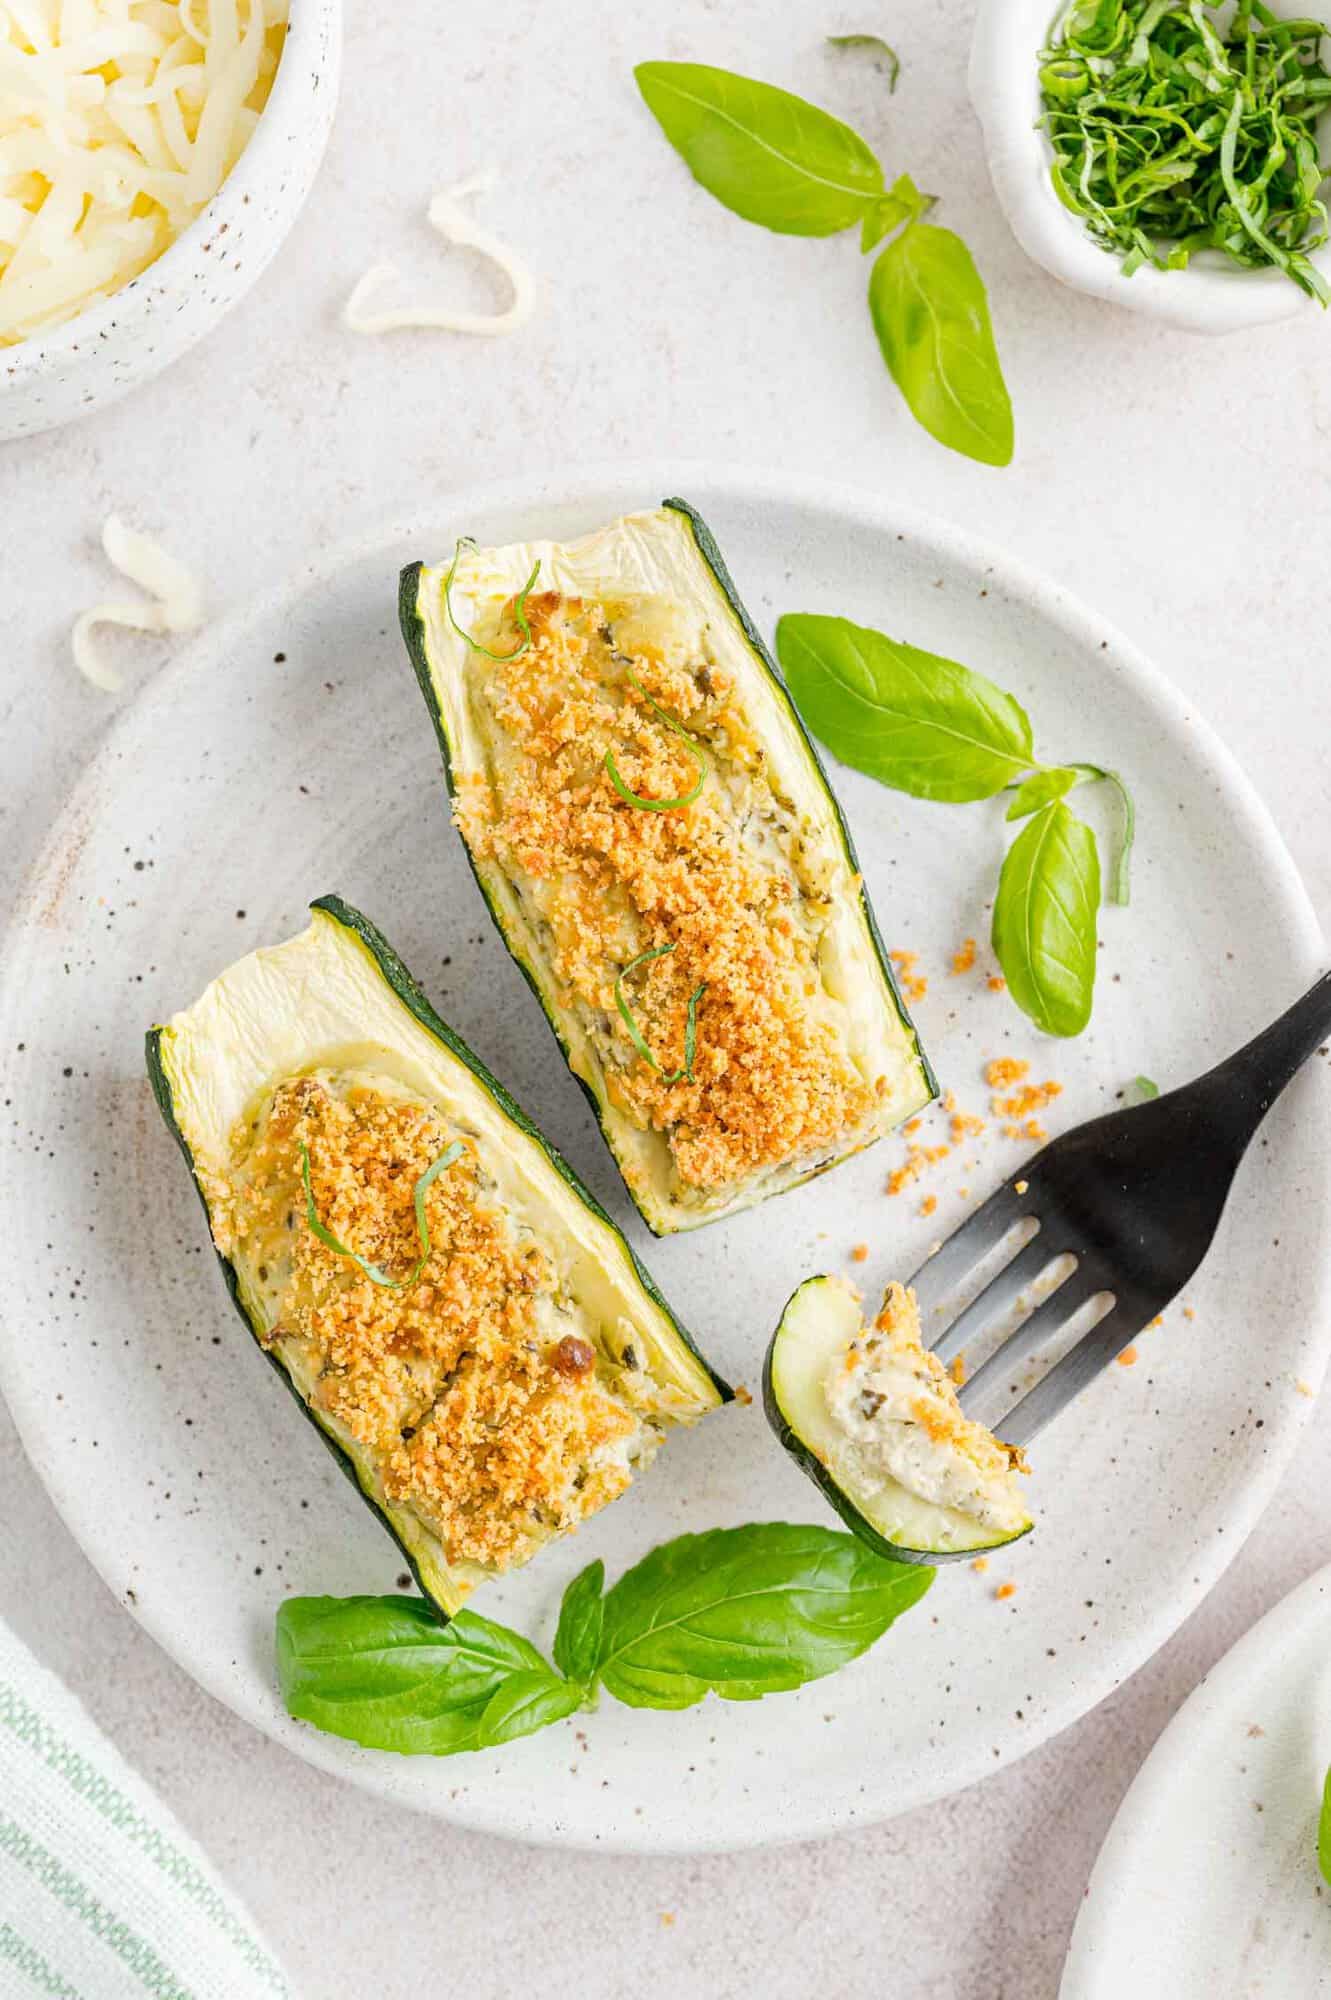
[72,513,203,692]
[0,0,287,347]
[343,173,536,337]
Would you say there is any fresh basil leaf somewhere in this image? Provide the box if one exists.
[1134,1074,1160,1100]
[1006,766,1080,820]
[478,1672,583,1748]
[827,31,901,92]
[635,61,884,236]
[992,800,1100,1037]
[1319,1766,1331,1887]
[859,172,936,253]
[776,611,1035,801]
[275,1596,557,1756]
[1069,763,1135,906]
[595,1522,932,1710]
[868,221,1014,466]
[553,1559,604,1687]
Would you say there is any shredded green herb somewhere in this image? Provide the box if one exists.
[1038,0,1331,301]
[1134,1073,1161,1098]
[299,1139,464,1290]
[442,538,542,661]
[604,664,708,811]
[614,943,707,1082]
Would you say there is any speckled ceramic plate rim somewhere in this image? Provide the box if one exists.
[1,461,1328,1853]
[1059,1559,1331,1997]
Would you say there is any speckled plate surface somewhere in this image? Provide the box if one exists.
[2,466,1329,1852]
[1061,1562,1331,1998]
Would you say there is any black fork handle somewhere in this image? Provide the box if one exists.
[1201,969,1331,1128]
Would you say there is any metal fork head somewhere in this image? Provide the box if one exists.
[906,1071,1274,1450]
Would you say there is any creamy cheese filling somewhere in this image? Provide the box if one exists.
[823,1283,1029,1535]
[207,1066,668,1573]
[456,589,889,1208]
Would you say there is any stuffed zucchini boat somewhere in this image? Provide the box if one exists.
[147,897,727,1619]
[765,1276,1032,1562]
[399,499,935,1235]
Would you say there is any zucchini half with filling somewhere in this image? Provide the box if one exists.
[399,499,936,1235]
[765,1276,1032,1562]
[147,896,727,1618]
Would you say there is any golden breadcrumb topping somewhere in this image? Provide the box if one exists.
[455,592,879,1196]
[211,1072,643,1571]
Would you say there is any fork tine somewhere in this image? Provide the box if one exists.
[958,1270,1115,1428]
[907,1175,1036,1318]
[991,1301,1141,1449]
[928,1233,1065,1364]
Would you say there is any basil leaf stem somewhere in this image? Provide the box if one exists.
[443,538,541,662]
[1070,764,1135,906]
[300,1139,463,1290]
[604,664,708,810]
[615,944,706,1082]
[1319,1765,1331,1887]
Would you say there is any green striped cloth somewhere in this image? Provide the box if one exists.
[0,1619,292,2000]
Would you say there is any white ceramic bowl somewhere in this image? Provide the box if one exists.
[970,0,1331,333]
[0,0,341,442]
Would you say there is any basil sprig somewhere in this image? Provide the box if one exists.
[299,1139,464,1290]
[775,611,1137,1038]
[443,538,541,663]
[614,942,706,1082]
[634,57,1012,466]
[275,1522,932,1756]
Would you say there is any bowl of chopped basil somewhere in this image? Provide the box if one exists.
[971,0,1331,332]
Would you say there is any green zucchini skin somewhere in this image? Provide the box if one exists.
[661,498,936,1101]
[762,1324,947,1569]
[762,1278,1031,1568]
[146,896,731,1627]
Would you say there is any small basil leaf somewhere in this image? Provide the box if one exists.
[859,173,936,253]
[553,1559,605,1687]
[478,1672,583,1749]
[827,32,900,91]
[992,800,1101,1038]
[1006,766,1080,820]
[1134,1075,1160,1100]
[635,61,884,236]
[275,1596,553,1755]
[868,222,1014,466]
[776,611,1036,801]
[1319,1766,1331,1887]
[596,1522,932,1710]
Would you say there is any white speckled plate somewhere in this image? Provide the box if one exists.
[1060,1562,1331,1998]
[2,466,1329,1852]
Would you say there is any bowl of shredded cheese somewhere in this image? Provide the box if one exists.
[1,0,340,440]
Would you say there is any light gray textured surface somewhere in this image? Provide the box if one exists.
[3,0,1331,1993]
